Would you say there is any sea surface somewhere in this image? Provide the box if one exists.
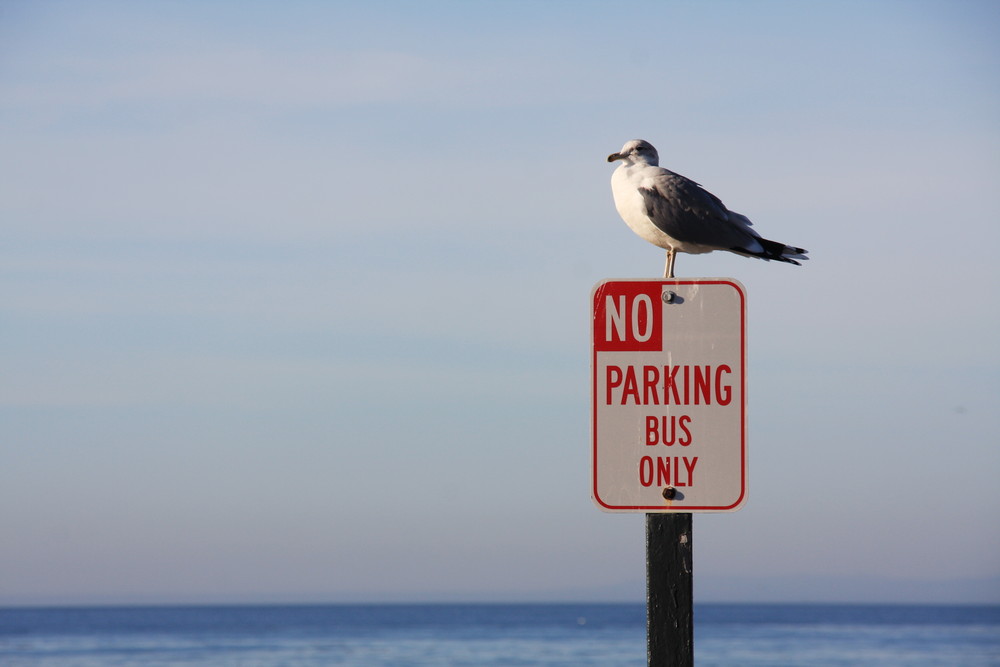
[1,603,998,666]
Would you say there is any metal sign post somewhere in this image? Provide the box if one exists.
[647,513,693,666]
[591,278,748,666]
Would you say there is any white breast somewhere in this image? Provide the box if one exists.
[610,165,676,250]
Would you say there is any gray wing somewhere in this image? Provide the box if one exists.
[639,169,759,250]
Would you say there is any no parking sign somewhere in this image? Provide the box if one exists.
[591,279,748,512]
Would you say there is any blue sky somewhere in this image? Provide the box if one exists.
[2,0,999,604]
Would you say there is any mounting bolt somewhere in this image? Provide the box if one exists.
[662,291,676,303]
[662,486,677,500]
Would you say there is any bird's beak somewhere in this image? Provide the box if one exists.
[607,152,623,163]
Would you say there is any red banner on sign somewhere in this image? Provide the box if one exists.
[592,282,663,352]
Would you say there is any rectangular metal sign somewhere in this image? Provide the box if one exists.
[591,279,748,512]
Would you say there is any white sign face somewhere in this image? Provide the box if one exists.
[591,279,747,513]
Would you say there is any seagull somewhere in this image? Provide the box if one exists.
[607,139,808,278]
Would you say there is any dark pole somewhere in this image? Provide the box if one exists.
[646,512,693,666]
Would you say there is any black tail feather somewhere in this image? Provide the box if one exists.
[731,238,809,265]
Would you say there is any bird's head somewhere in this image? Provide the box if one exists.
[607,139,659,167]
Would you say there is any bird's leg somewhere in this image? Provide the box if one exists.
[664,249,676,279]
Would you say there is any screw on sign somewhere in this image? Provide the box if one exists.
[591,279,747,513]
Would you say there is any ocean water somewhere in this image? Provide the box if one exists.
[1,603,998,666]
